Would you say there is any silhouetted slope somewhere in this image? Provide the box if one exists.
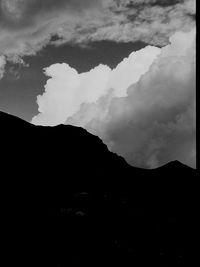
[0,111,197,266]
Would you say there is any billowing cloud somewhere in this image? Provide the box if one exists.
[32,28,196,169]
[0,0,195,60]
[32,45,160,125]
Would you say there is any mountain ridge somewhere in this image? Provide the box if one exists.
[0,111,194,171]
[0,111,197,266]
[0,110,196,204]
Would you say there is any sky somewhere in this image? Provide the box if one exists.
[0,0,196,169]
[0,40,146,120]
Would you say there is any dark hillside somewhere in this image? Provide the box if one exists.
[0,111,197,266]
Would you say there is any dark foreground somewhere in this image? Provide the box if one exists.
[0,112,197,266]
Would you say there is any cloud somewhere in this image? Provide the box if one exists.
[0,0,195,61]
[56,0,195,46]
[0,55,6,79]
[0,0,103,59]
[32,28,196,169]
[1,0,26,20]
[32,45,160,125]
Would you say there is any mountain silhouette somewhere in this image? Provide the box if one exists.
[0,111,197,266]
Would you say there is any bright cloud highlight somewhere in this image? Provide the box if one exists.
[32,45,160,126]
[32,28,196,169]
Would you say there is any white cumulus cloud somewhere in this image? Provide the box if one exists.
[32,45,160,126]
[32,28,196,169]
